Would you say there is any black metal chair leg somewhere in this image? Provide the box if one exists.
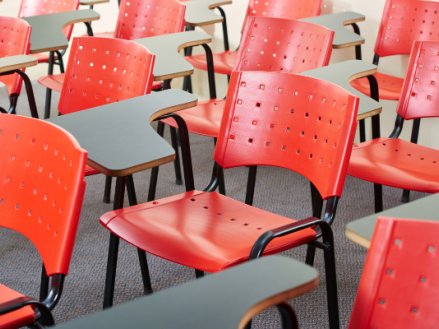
[278,302,299,329]
[44,88,52,119]
[103,176,112,203]
[321,224,340,329]
[358,119,366,142]
[39,265,49,301]
[305,243,317,266]
[103,234,120,309]
[126,174,138,206]
[148,122,165,201]
[401,189,411,203]
[170,126,183,185]
[195,269,204,278]
[245,166,258,205]
[137,249,153,294]
[103,177,126,309]
[374,183,383,213]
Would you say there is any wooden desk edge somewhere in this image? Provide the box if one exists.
[345,228,371,249]
[93,97,198,176]
[154,69,194,81]
[239,277,320,329]
[0,55,38,73]
[332,39,365,49]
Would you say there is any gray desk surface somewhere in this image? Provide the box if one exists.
[54,256,319,329]
[185,0,232,26]
[135,30,211,81]
[0,55,37,73]
[300,59,381,120]
[24,9,100,53]
[346,193,439,248]
[48,90,197,177]
[301,11,365,49]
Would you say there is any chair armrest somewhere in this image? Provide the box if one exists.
[0,296,54,325]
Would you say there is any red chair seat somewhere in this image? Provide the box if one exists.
[348,138,439,193]
[161,99,224,138]
[0,285,35,329]
[186,50,238,76]
[100,190,316,273]
[350,72,404,100]
[38,73,65,92]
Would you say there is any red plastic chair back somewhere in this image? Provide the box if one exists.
[0,114,87,276]
[242,0,321,34]
[235,16,333,73]
[58,36,155,114]
[0,17,31,96]
[349,217,439,329]
[375,0,439,58]
[19,0,80,40]
[397,40,439,120]
[114,0,186,40]
[214,71,359,199]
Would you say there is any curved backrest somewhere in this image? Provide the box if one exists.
[0,114,87,276]
[375,0,439,58]
[235,17,333,73]
[214,71,359,199]
[242,0,321,33]
[58,37,155,114]
[0,16,31,96]
[397,41,439,120]
[19,0,80,40]
[349,217,439,329]
[114,0,186,40]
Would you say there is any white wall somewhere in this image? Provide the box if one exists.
[2,0,438,146]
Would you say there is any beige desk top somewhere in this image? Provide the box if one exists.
[301,11,365,49]
[185,0,232,26]
[24,9,100,53]
[0,55,38,74]
[135,30,212,81]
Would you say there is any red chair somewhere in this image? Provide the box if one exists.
[99,70,360,329]
[57,36,155,114]
[351,0,439,102]
[161,16,334,200]
[0,16,32,116]
[348,217,439,329]
[0,114,87,328]
[348,40,439,213]
[186,0,322,77]
[38,0,185,117]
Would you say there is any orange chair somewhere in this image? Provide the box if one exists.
[161,16,334,200]
[186,0,322,78]
[0,16,33,116]
[348,217,439,329]
[99,70,360,329]
[0,114,87,328]
[348,40,439,213]
[351,0,439,102]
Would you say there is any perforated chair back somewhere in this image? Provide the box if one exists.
[235,16,333,73]
[58,36,155,114]
[375,0,439,58]
[0,114,87,276]
[214,71,359,199]
[19,0,80,41]
[114,0,186,40]
[349,217,439,328]
[242,0,321,33]
[396,40,439,120]
[0,16,31,96]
